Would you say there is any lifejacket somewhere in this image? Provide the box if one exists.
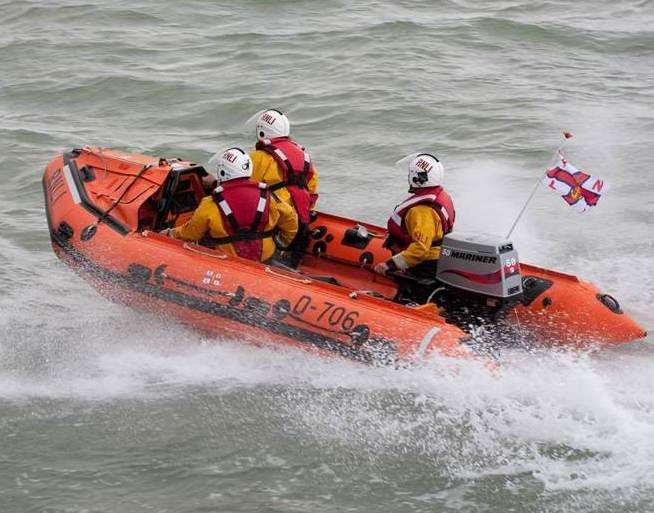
[386,186,456,250]
[204,178,272,261]
[255,137,313,224]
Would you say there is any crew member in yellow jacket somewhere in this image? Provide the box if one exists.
[162,147,297,263]
[247,109,319,267]
[249,150,319,209]
[383,205,447,269]
[375,153,456,279]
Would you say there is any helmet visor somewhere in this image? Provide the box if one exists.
[244,109,267,133]
[207,151,222,175]
[394,152,423,173]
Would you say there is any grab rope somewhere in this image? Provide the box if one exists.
[264,266,312,284]
[182,242,229,259]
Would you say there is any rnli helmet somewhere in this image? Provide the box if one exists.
[397,153,444,191]
[247,109,290,142]
[208,147,253,182]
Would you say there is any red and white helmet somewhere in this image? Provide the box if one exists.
[246,109,290,142]
[397,152,445,190]
[207,147,252,182]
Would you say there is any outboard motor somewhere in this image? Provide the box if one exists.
[438,234,522,302]
[432,234,523,325]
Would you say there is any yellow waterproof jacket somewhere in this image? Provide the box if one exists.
[171,195,298,262]
[250,150,319,209]
[389,204,443,270]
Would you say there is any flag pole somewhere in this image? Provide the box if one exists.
[505,132,573,240]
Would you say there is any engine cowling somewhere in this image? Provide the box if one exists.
[437,234,523,300]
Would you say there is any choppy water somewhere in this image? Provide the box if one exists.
[1,1,653,511]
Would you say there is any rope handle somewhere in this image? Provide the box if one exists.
[183,242,229,259]
[264,266,312,284]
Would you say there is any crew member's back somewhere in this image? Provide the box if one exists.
[161,147,298,262]
[248,109,319,266]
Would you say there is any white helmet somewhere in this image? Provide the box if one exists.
[207,147,252,182]
[396,152,444,190]
[251,109,290,142]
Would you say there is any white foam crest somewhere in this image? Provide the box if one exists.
[0,314,324,401]
[281,347,654,492]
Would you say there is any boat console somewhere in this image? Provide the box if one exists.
[151,163,208,231]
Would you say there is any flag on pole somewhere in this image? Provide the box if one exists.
[542,152,608,213]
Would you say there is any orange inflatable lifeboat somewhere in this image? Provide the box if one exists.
[42,147,646,365]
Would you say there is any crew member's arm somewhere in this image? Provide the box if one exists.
[270,199,299,248]
[250,150,282,184]
[169,197,212,241]
[307,164,319,209]
[380,206,441,272]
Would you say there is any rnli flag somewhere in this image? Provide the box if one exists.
[542,154,608,213]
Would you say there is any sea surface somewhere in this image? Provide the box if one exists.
[1,1,653,512]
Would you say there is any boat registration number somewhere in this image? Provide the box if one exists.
[292,295,360,332]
